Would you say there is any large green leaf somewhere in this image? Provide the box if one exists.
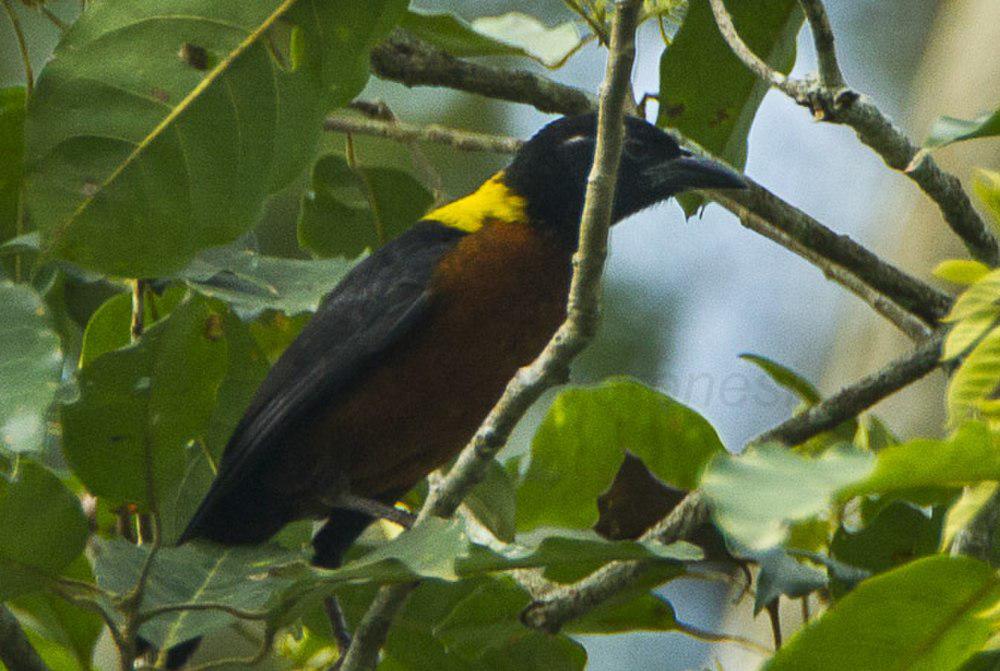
[25,0,405,276]
[400,10,583,67]
[949,328,1000,427]
[180,245,356,318]
[657,0,802,172]
[765,556,1000,671]
[298,154,433,258]
[0,282,63,454]
[61,295,228,508]
[847,423,1000,496]
[0,461,88,600]
[93,537,302,648]
[516,378,724,532]
[701,444,875,550]
[923,108,1000,151]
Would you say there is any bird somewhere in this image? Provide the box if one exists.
[166,113,744,664]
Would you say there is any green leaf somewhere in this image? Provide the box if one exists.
[298,154,433,258]
[61,296,228,508]
[923,108,1000,150]
[25,0,405,276]
[831,502,941,585]
[181,245,356,318]
[764,556,1000,671]
[433,577,529,659]
[464,459,518,543]
[517,378,724,532]
[656,0,802,214]
[0,461,88,600]
[846,423,1000,497]
[739,353,820,404]
[943,313,999,361]
[948,329,1000,426]
[0,282,63,454]
[11,556,102,671]
[973,170,1000,229]
[565,564,683,635]
[78,286,185,368]
[401,11,584,68]
[701,444,875,550]
[753,548,827,614]
[93,538,302,648]
[477,631,587,671]
[941,482,1000,551]
[0,87,25,254]
[933,259,992,286]
[944,268,1000,323]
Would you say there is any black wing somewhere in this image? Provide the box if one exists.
[180,222,465,544]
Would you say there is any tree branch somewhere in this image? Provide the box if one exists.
[520,329,947,632]
[0,606,50,671]
[752,330,946,446]
[323,114,521,154]
[324,112,950,333]
[797,0,845,90]
[338,4,644,669]
[708,0,999,266]
[370,31,596,116]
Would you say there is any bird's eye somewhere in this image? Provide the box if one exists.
[623,139,650,159]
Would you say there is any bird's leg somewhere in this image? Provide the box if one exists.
[332,492,415,529]
[324,595,352,670]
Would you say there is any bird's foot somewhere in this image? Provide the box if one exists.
[328,492,415,529]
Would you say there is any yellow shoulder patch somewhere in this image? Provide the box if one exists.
[423,172,528,233]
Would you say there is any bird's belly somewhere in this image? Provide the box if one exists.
[283,224,572,508]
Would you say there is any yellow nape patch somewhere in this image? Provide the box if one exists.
[423,172,527,232]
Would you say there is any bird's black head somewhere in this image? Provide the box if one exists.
[503,113,746,241]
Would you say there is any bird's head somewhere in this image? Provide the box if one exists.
[503,113,746,241]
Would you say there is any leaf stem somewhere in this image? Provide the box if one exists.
[2,0,33,96]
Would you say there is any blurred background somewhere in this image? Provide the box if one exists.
[3,0,997,668]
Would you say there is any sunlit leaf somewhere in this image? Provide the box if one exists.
[933,259,991,286]
[972,170,1000,230]
[941,482,1000,552]
[0,282,62,454]
[947,331,1000,426]
[701,444,874,550]
[516,378,723,532]
[0,461,88,600]
[765,556,1000,671]
[944,268,1000,323]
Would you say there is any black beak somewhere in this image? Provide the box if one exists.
[644,154,747,191]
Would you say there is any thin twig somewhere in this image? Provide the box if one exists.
[753,331,946,446]
[0,606,50,671]
[2,0,33,96]
[707,0,998,266]
[339,4,643,669]
[798,0,845,89]
[324,114,523,154]
[371,30,596,116]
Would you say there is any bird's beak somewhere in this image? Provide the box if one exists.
[644,154,747,192]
